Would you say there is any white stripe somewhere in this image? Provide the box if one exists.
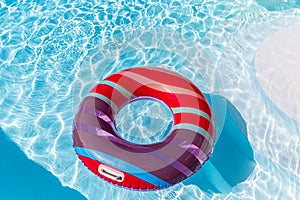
[101,80,134,99]
[119,71,206,100]
[172,107,212,121]
[171,123,214,146]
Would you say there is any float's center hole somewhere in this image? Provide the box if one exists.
[115,98,173,145]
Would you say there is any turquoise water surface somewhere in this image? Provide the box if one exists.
[1,0,300,199]
[0,128,85,200]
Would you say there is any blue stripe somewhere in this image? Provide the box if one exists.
[87,93,118,113]
[74,146,171,188]
[102,80,134,99]
[172,107,211,122]
[171,123,214,146]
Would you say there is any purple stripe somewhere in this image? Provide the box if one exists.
[81,96,114,119]
[77,105,208,163]
[166,137,208,165]
[74,118,206,165]
[79,105,115,127]
[75,123,147,150]
[75,112,116,136]
[74,123,193,177]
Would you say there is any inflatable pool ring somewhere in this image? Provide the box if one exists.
[73,67,216,190]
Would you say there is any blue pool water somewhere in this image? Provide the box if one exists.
[0,127,85,200]
[1,0,300,199]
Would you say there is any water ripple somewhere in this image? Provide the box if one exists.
[1,0,299,200]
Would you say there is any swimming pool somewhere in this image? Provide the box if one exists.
[0,0,299,199]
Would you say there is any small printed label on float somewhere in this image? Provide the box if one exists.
[98,164,124,182]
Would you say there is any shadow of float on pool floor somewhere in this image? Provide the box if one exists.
[183,94,256,194]
[0,128,86,200]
